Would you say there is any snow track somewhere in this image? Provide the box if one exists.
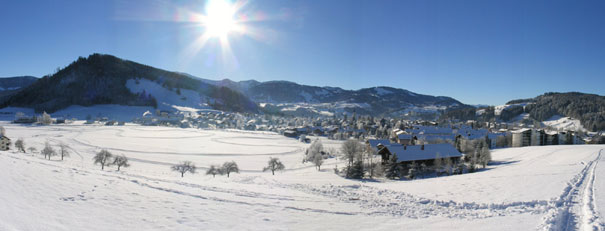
[539,149,604,231]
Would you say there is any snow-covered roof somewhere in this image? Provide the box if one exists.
[408,126,453,135]
[397,134,412,140]
[511,128,532,134]
[385,143,461,162]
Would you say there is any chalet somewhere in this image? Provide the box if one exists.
[377,143,462,166]
[0,135,10,151]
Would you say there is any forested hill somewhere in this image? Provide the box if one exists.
[0,54,258,113]
[519,92,605,131]
[441,92,605,131]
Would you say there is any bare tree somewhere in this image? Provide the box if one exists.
[312,151,324,171]
[58,143,70,161]
[263,157,285,175]
[15,138,25,153]
[112,155,130,171]
[341,139,363,167]
[172,161,196,177]
[93,149,113,170]
[206,165,220,178]
[27,147,37,154]
[221,161,239,178]
[41,142,56,160]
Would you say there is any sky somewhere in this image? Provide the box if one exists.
[1,0,604,105]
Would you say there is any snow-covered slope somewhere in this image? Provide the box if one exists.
[542,115,586,132]
[126,79,211,111]
[1,123,604,230]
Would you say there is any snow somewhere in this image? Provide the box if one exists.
[542,115,586,132]
[1,123,604,230]
[495,103,531,116]
[374,87,393,96]
[126,79,211,111]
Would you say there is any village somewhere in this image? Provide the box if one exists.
[3,108,598,181]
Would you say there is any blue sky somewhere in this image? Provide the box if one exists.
[1,0,604,105]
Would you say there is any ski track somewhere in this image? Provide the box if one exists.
[538,149,604,231]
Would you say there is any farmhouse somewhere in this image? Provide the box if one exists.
[0,135,10,151]
[377,143,462,166]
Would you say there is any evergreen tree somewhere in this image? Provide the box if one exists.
[408,161,418,179]
[347,160,364,179]
[384,154,401,179]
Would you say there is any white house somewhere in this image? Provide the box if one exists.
[0,135,11,151]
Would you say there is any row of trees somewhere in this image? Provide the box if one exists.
[172,161,241,178]
[174,157,287,178]
[16,138,71,161]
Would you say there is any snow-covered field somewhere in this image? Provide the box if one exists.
[0,123,604,230]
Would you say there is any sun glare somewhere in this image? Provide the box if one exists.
[203,0,240,38]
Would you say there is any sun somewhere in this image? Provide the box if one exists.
[202,0,241,39]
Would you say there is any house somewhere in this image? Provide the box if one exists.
[377,143,462,166]
[512,129,532,147]
[397,134,414,145]
[0,135,10,151]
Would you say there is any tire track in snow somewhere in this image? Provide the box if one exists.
[538,149,604,231]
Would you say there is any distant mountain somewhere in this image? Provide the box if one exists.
[198,79,468,117]
[0,76,38,102]
[0,54,467,118]
[0,54,257,113]
[441,92,605,132]
[0,76,38,91]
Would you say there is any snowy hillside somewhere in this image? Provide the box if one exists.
[126,79,211,111]
[542,115,587,132]
[1,123,604,230]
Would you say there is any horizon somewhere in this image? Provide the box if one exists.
[2,0,605,105]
